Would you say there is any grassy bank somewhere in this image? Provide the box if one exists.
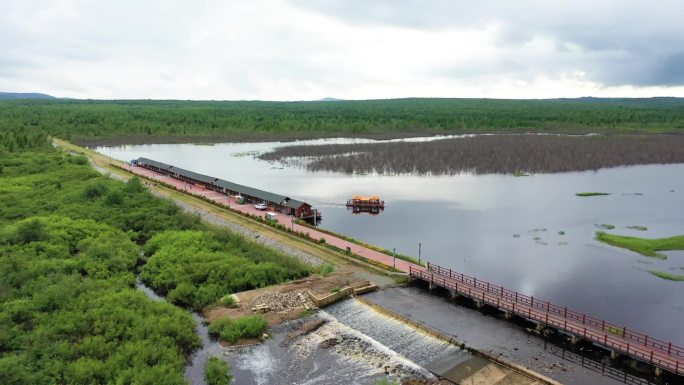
[596,232,684,259]
[2,98,684,145]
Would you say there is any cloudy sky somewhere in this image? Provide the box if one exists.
[1,0,683,100]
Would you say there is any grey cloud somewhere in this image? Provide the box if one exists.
[290,0,684,87]
[649,53,684,86]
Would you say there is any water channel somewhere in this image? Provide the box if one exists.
[137,277,467,384]
[102,137,684,347]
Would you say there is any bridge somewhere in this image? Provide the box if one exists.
[409,262,684,377]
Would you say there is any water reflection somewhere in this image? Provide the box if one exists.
[104,139,684,345]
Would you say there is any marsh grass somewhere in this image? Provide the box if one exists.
[260,135,684,175]
[649,271,684,281]
[596,232,684,259]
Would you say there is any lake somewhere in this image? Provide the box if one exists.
[96,137,684,346]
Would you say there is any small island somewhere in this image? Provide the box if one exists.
[576,192,611,197]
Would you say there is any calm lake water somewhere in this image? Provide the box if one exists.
[97,137,684,346]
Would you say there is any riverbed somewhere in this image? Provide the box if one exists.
[102,137,684,346]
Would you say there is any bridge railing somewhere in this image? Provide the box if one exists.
[411,264,683,375]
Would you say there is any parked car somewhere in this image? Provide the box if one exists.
[254,203,267,210]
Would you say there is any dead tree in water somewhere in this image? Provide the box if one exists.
[260,135,684,175]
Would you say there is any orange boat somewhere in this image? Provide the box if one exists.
[346,195,385,209]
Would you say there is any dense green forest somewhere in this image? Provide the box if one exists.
[0,140,311,383]
[1,98,683,145]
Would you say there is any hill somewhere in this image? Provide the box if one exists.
[0,92,56,99]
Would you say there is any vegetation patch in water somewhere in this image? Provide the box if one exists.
[204,356,233,385]
[259,135,684,175]
[596,232,684,259]
[626,225,648,231]
[649,271,684,281]
[208,315,269,344]
[576,192,611,197]
[596,224,616,230]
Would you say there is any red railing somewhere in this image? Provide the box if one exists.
[409,263,683,375]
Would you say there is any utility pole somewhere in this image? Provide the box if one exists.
[418,243,421,265]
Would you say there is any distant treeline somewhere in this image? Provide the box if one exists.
[1,98,684,145]
[259,135,684,175]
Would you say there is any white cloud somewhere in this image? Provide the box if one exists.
[1,0,683,99]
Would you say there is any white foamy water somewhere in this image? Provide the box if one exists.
[224,298,466,384]
[322,299,466,366]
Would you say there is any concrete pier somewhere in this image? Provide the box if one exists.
[448,288,459,300]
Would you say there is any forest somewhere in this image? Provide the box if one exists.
[1,98,684,145]
[0,139,310,384]
[260,134,684,175]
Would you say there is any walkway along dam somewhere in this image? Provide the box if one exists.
[410,263,684,378]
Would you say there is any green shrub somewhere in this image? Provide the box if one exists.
[204,357,232,385]
[69,155,89,165]
[13,218,47,244]
[208,315,268,343]
[125,176,145,193]
[105,190,124,206]
[219,295,237,308]
[318,263,334,276]
[83,181,108,198]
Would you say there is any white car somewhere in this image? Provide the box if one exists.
[254,203,267,211]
